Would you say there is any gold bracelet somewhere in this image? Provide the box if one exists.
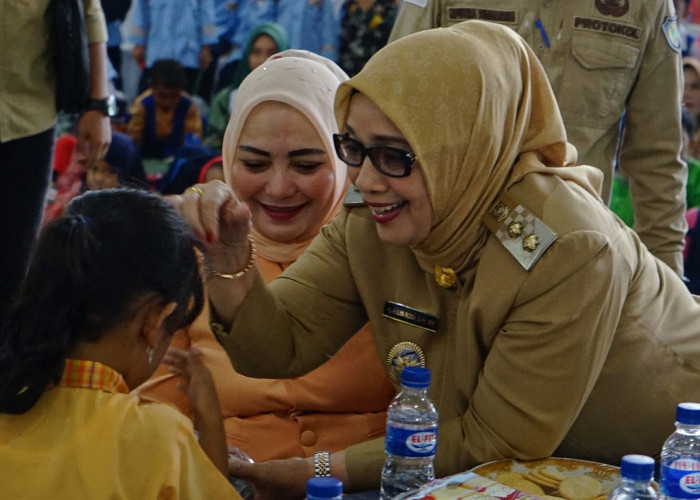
[211,236,256,279]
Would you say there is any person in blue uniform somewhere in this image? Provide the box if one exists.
[277,0,340,60]
[128,0,218,98]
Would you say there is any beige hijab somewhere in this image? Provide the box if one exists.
[335,20,603,275]
[223,50,349,263]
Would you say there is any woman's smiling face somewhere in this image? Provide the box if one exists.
[230,101,336,243]
[344,92,432,247]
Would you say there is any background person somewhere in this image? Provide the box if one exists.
[0,0,112,325]
[683,56,700,158]
[128,0,217,100]
[127,59,203,159]
[205,22,290,150]
[174,21,700,497]
[277,0,340,61]
[137,50,394,463]
[44,132,148,223]
[338,0,399,77]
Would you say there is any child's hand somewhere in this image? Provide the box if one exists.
[163,346,220,422]
[164,346,228,476]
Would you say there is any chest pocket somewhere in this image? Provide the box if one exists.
[558,33,641,125]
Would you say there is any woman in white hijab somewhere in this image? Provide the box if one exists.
[137,50,394,464]
[179,21,700,497]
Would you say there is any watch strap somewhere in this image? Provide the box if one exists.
[85,96,115,117]
[313,450,331,477]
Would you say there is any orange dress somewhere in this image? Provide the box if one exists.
[135,256,395,462]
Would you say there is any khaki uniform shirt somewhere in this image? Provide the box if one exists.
[0,0,107,142]
[389,0,687,275]
[221,173,700,491]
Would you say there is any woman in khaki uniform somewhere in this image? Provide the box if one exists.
[177,20,700,498]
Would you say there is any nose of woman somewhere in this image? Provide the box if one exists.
[353,154,387,195]
[263,164,298,199]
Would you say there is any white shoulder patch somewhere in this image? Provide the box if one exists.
[403,0,429,8]
[662,16,682,53]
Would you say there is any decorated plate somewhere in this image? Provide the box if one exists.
[394,470,541,500]
[471,458,620,500]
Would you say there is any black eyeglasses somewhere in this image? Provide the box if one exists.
[332,133,416,178]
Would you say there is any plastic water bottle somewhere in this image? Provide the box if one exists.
[660,402,700,500]
[380,366,438,500]
[306,477,343,500]
[608,455,657,500]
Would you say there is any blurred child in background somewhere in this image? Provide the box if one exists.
[127,59,203,159]
[157,155,224,195]
[44,132,148,223]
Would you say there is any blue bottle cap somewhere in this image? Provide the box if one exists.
[677,402,700,425]
[620,455,655,480]
[401,366,431,388]
[307,477,342,498]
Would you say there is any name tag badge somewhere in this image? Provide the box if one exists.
[383,301,439,332]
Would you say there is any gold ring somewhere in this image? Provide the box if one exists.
[186,186,204,197]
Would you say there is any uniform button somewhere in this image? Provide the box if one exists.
[536,42,545,51]
[300,430,317,446]
[543,0,552,6]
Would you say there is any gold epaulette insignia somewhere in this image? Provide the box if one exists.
[483,191,556,270]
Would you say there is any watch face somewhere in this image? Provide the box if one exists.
[106,95,117,117]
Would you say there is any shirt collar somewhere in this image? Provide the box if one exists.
[60,358,129,394]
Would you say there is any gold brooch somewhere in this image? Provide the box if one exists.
[507,221,523,238]
[523,234,539,251]
[434,264,457,288]
[386,341,426,384]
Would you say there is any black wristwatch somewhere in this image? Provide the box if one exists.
[85,95,117,117]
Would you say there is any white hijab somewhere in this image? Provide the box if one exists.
[223,49,349,263]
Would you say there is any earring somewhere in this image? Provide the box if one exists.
[146,345,155,364]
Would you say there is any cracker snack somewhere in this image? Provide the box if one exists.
[558,476,603,500]
[485,464,608,500]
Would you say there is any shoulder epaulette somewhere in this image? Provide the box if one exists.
[483,191,557,270]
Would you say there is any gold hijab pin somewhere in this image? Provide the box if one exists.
[434,264,457,288]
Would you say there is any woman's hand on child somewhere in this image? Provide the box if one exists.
[171,180,253,274]
[228,457,312,500]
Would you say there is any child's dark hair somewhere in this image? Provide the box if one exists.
[148,59,189,89]
[0,189,204,414]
